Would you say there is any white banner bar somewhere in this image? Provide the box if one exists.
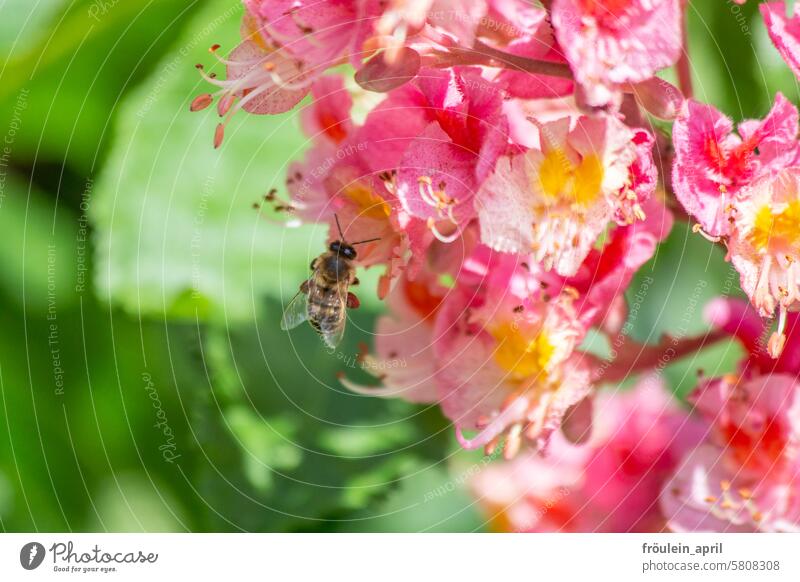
[1,534,799,580]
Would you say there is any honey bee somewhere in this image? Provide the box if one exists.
[281,216,379,348]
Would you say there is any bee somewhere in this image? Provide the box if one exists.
[281,216,379,349]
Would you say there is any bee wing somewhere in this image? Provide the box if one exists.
[280,287,309,331]
[319,285,348,349]
[320,320,346,349]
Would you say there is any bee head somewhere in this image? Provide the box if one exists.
[330,240,357,260]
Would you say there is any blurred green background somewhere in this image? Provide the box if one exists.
[0,0,789,532]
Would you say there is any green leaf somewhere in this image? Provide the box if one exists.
[0,0,64,56]
[186,306,451,531]
[0,175,78,311]
[0,0,209,172]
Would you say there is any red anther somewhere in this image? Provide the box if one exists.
[213,123,225,149]
[217,94,235,117]
[347,292,360,309]
[190,93,213,112]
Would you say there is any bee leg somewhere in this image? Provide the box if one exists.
[352,277,360,286]
[310,258,318,270]
[300,280,310,293]
[347,292,360,309]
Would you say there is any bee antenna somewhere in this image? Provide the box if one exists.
[334,213,346,242]
[351,237,381,246]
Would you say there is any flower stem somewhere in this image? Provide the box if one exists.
[597,329,729,384]
[439,40,574,80]
[676,11,693,99]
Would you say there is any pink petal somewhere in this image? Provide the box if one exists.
[762,1,800,80]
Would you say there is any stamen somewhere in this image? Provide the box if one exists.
[768,306,787,358]
[427,217,461,243]
[338,374,411,398]
[503,423,523,459]
[704,478,770,527]
[417,176,436,207]
[214,124,225,149]
[754,255,776,315]
[454,396,530,451]
[692,223,721,243]
[484,436,500,457]
[190,93,213,112]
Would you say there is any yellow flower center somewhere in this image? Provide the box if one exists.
[748,201,800,252]
[491,322,555,381]
[536,149,604,208]
[345,183,392,219]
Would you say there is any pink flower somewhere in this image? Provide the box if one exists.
[671,94,799,237]
[471,377,705,532]
[762,1,800,80]
[475,115,645,276]
[351,81,435,174]
[661,373,800,532]
[393,67,509,243]
[340,270,445,403]
[613,129,657,225]
[436,257,592,457]
[550,0,682,108]
[285,80,433,296]
[244,0,381,70]
[559,197,673,330]
[192,36,310,147]
[289,152,424,297]
[343,245,596,458]
[658,296,800,531]
[192,1,383,145]
[375,0,485,61]
[728,168,800,325]
[300,75,354,145]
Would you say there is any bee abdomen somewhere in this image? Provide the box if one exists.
[308,289,344,331]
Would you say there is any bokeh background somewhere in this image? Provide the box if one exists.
[0,0,793,532]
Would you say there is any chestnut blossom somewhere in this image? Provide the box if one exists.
[659,297,800,532]
[729,168,800,326]
[191,37,310,148]
[662,373,800,532]
[285,76,430,296]
[342,215,664,458]
[436,258,592,457]
[551,0,682,108]
[340,270,444,403]
[393,67,508,243]
[341,246,597,458]
[471,377,705,532]
[243,0,382,71]
[671,94,799,238]
[476,115,649,276]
